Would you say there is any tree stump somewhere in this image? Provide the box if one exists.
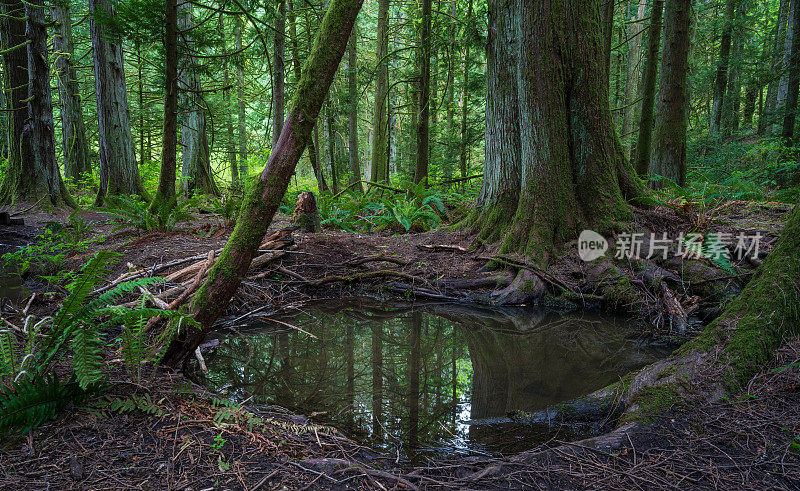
[292,191,321,232]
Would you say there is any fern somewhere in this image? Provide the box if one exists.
[71,322,105,390]
[0,373,92,436]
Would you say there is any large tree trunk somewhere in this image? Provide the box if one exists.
[152,0,179,206]
[90,0,144,203]
[710,0,736,135]
[472,0,521,243]
[474,0,644,262]
[649,0,691,187]
[272,0,286,146]
[413,0,432,185]
[162,0,363,365]
[369,0,389,184]
[0,0,34,205]
[23,0,74,207]
[633,0,664,177]
[347,30,363,192]
[235,15,248,178]
[51,3,91,182]
[178,2,218,196]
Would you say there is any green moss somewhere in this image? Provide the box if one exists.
[620,384,680,424]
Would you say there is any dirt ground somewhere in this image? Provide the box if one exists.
[1,201,799,489]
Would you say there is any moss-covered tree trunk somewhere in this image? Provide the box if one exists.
[24,0,74,207]
[178,2,218,197]
[633,0,664,177]
[162,0,363,365]
[649,0,690,187]
[0,0,34,205]
[413,0,431,185]
[51,2,92,182]
[369,0,389,184]
[709,0,735,136]
[347,30,363,193]
[473,0,645,263]
[152,0,178,207]
[90,0,145,203]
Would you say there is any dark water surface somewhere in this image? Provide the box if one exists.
[199,299,671,457]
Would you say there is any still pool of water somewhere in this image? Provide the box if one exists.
[198,298,671,457]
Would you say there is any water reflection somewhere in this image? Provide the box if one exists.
[200,299,668,457]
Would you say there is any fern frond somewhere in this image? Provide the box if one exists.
[71,322,105,390]
[0,373,89,436]
[39,251,122,369]
[0,329,18,379]
[86,276,165,311]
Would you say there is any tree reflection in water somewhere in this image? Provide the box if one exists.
[199,298,670,457]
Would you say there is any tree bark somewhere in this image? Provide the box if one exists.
[51,2,91,182]
[476,0,645,262]
[178,2,218,196]
[90,0,144,203]
[633,0,664,177]
[24,0,74,207]
[153,0,179,205]
[473,0,521,242]
[0,0,34,205]
[162,0,363,365]
[272,0,286,146]
[369,0,389,184]
[347,30,362,192]
[710,0,736,135]
[413,0,432,185]
[649,0,691,187]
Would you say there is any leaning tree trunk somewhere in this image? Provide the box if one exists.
[51,2,91,182]
[24,0,74,207]
[90,0,145,203]
[649,0,691,187]
[369,0,389,184]
[162,0,363,365]
[474,0,645,264]
[710,0,736,136]
[0,0,34,205]
[178,2,218,196]
[633,0,664,177]
[152,0,179,207]
[347,30,363,192]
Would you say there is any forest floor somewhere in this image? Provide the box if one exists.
[1,200,799,489]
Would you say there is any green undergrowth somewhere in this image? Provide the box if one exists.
[0,251,199,436]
